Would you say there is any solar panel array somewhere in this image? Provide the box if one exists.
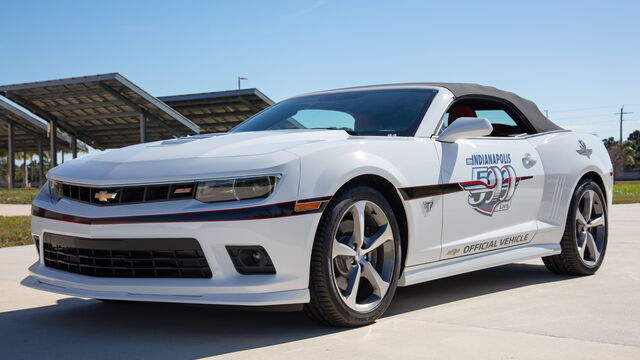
[0,73,200,150]
[160,89,273,133]
[0,96,69,152]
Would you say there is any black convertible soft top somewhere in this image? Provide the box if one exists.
[421,82,562,133]
[325,82,563,134]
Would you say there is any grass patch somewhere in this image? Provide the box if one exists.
[0,188,39,204]
[0,216,32,248]
[613,180,640,204]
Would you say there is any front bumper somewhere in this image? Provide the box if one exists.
[26,210,322,306]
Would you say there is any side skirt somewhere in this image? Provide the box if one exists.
[398,244,561,287]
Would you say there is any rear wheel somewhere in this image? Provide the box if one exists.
[304,186,401,327]
[543,179,607,275]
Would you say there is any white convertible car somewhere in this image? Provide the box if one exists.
[25,83,612,326]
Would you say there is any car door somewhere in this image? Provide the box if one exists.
[435,101,545,260]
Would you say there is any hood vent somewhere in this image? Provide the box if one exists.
[156,138,197,146]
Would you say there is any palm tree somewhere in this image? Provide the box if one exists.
[625,130,640,169]
[606,141,636,176]
[622,142,636,167]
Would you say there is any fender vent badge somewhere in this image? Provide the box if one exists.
[423,199,434,212]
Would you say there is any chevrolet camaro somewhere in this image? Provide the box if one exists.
[24,83,612,326]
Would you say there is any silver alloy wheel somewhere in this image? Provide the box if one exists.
[331,200,396,312]
[575,189,606,267]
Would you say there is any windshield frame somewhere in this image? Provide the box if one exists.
[230,88,439,137]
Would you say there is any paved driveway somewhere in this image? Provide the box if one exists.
[1,204,638,359]
[0,204,31,216]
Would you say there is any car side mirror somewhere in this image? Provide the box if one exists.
[437,117,493,143]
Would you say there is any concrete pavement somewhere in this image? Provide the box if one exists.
[0,204,638,359]
[0,204,31,217]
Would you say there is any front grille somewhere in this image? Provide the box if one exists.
[42,233,212,278]
[51,181,196,206]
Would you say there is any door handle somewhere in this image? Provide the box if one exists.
[522,153,537,168]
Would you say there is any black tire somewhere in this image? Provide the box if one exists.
[304,185,402,327]
[543,178,608,275]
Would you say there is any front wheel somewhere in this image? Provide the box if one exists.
[304,186,401,327]
[543,178,608,275]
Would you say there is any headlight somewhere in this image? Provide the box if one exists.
[49,180,63,200]
[195,175,281,203]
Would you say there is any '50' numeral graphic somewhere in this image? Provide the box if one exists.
[460,165,519,215]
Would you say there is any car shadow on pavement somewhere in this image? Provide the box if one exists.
[387,262,573,316]
[0,262,572,359]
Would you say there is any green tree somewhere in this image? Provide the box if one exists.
[602,137,617,148]
[606,141,636,175]
[628,130,640,145]
[627,130,640,169]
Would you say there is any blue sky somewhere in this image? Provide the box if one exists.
[1,0,639,141]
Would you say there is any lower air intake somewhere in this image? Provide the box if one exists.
[43,233,212,278]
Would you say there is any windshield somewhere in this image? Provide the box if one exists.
[231,89,437,136]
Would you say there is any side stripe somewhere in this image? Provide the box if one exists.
[399,176,534,201]
[398,183,462,200]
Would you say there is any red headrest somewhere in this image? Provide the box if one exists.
[448,105,476,125]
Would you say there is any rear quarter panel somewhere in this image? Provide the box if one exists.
[527,131,613,244]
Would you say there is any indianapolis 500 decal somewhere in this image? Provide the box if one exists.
[460,153,530,215]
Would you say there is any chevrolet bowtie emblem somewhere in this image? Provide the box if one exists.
[94,190,117,202]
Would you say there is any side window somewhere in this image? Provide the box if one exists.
[475,110,519,127]
[443,98,531,137]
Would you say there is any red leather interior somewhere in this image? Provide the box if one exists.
[448,105,477,125]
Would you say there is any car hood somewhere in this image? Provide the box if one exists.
[48,130,350,185]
